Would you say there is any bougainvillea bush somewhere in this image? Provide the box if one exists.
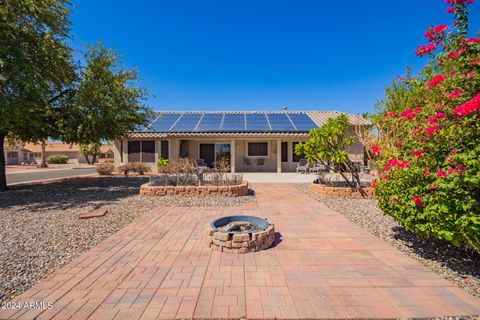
[371,0,480,252]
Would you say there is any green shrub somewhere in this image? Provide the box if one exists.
[370,2,480,252]
[96,161,115,175]
[47,155,69,164]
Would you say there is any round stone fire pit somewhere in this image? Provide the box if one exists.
[205,215,275,253]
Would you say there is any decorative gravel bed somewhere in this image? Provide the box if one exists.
[0,176,255,302]
[295,183,480,299]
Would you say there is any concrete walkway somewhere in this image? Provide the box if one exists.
[241,172,316,183]
[1,184,478,319]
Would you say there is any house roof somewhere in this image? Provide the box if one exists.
[132,110,369,137]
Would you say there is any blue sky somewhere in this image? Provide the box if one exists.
[69,1,480,114]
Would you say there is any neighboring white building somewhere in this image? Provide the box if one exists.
[2,141,35,165]
[113,110,369,173]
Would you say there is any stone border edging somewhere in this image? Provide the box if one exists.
[140,181,249,197]
[309,183,373,199]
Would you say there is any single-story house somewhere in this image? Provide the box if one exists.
[113,111,369,173]
[22,142,114,164]
[3,141,35,165]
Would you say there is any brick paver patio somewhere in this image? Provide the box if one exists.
[1,184,479,319]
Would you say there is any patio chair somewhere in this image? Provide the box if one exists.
[244,158,254,172]
[309,162,324,174]
[256,158,265,172]
[195,159,209,173]
[296,159,309,174]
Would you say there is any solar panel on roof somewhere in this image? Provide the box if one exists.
[267,114,295,131]
[149,113,181,131]
[288,113,317,132]
[221,114,246,131]
[196,113,223,131]
[170,113,202,131]
[246,113,270,131]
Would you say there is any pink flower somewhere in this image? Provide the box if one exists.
[450,149,456,154]
[447,6,455,13]
[427,75,447,88]
[436,169,447,178]
[415,44,436,56]
[412,195,424,207]
[447,51,458,59]
[448,168,454,175]
[424,167,430,177]
[383,158,410,171]
[424,125,440,135]
[445,0,474,3]
[457,164,465,175]
[447,90,463,99]
[389,196,397,205]
[370,145,381,154]
[446,157,454,164]
[467,37,479,43]
[433,183,438,189]
[453,93,480,117]
[414,106,422,112]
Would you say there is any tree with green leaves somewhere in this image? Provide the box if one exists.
[295,114,361,188]
[79,143,100,165]
[60,42,149,151]
[0,1,149,191]
[0,0,76,189]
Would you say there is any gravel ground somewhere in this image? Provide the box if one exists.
[295,183,480,299]
[0,176,255,302]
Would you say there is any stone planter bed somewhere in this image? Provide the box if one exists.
[309,182,373,199]
[140,181,249,197]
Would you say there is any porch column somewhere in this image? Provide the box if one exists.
[122,139,128,163]
[154,139,160,163]
[230,139,236,173]
[277,139,282,173]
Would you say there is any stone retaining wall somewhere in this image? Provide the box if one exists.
[140,181,249,197]
[309,183,373,199]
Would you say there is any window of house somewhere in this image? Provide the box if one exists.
[141,140,155,162]
[34,152,41,158]
[247,142,268,157]
[292,142,302,162]
[100,153,106,159]
[127,141,141,162]
[160,140,169,159]
[179,140,189,158]
[281,142,288,162]
[106,151,114,159]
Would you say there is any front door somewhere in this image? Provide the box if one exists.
[199,144,215,167]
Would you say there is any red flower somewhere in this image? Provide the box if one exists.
[433,183,438,189]
[453,93,480,117]
[424,167,429,177]
[450,149,456,154]
[412,149,423,157]
[424,125,440,135]
[447,6,455,13]
[424,24,447,43]
[436,169,447,178]
[412,195,424,207]
[414,106,422,112]
[469,57,480,64]
[383,111,397,118]
[427,75,447,88]
[370,145,381,154]
[400,108,415,119]
[445,0,474,4]
[447,90,463,99]
[468,37,479,43]
[457,164,465,175]
[448,168,454,175]
[415,44,436,56]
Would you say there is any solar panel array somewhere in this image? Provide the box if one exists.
[142,112,318,133]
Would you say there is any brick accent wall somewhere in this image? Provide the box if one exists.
[140,181,249,197]
[308,183,373,199]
